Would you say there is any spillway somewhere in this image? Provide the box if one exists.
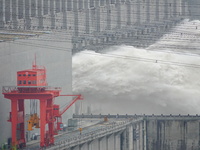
[72,19,200,115]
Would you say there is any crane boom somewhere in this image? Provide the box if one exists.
[59,94,83,116]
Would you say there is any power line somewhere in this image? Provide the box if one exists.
[74,49,200,69]
[5,37,200,70]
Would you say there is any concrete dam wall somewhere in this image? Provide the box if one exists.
[0,0,190,53]
[73,115,200,150]
[127,115,200,150]
[145,116,200,150]
[71,0,190,52]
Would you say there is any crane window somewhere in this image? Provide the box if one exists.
[18,74,21,77]
[23,80,26,84]
[23,74,26,76]
[28,81,31,84]
[18,80,22,84]
[28,74,31,77]
[33,74,36,76]
[32,80,36,84]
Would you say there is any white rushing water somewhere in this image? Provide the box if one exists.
[73,19,200,115]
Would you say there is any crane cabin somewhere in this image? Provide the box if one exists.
[17,64,47,87]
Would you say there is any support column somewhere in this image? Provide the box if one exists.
[98,138,101,150]
[164,0,168,19]
[116,0,121,29]
[74,0,78,36]
[85,0,90,34]
[47,98,54,145]
[146,0,150,23]
[31,0,37,17]
[95,0,100,32]
[56,0,61,13]
[181,0,185,17]
[78,145,81,150]
[0,0,5,28]
[90,0,95,32]
[136,123,140,150]
[169,0,172,18]
[11,99,18,147]
[128,125,133,150]
[79,0,83,9]
[121,130,127,150]
[12,0,18,29]
[100,0,104,6]
[126,0,131,25]
[155,0,159,21]
[25,0,31,29]
[88,142,92,150]
[50,0,55,29]
[18,0,23,19]
[143,120,147,150]
[106,0,111,30]
[84,142,89,150]
[62,0,67,29]
[136,0,140,25]
[18,99,25,145]
[5,0,11,23]
[133,125,137,150]
[38,0,43,29]
[173,0,177,18]
[106,136,109,150]
[90,0,94,7]
[68,147,73,150]
[40,99,47,147]
[47,0,51,15]
[67,0,72,11]
[115,133,121,150]
[43,0,48,15]
[114,134,116,150]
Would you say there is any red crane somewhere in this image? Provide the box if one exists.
[2,59,83,149]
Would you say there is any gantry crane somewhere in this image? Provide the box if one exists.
[2,59,83,149]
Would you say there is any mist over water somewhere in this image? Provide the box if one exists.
[73,19,200,115]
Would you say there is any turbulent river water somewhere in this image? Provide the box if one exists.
[72,19,200,115]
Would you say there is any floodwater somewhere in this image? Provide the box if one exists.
[72,19,200,115]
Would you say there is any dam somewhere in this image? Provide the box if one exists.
[0,0,200,149]
[23,114,200,150]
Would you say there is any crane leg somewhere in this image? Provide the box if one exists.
[11,99,18,149]
[40,99,47,147]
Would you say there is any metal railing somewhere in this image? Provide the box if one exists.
[73,114,200,120]
[2,86,18,93]
[2,86,61,93]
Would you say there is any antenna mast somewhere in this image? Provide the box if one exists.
[32,53,37,69]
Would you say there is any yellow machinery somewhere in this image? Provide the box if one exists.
[79,128,82,135]
[104,116,108,122]
[27,113,40,131]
